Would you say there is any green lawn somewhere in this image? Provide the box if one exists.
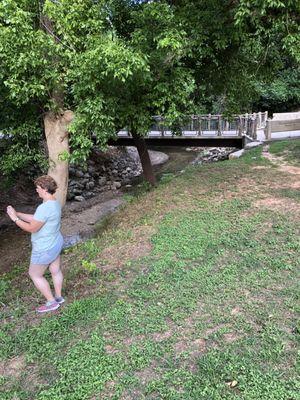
[1,141,299,399]
[269,139,300,165]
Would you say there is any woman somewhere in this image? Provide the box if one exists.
[6,175,65,313]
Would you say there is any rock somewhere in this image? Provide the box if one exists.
[75,170,84,178]
[67,193,75,201]
[74,196,85,202]
[111,181,121,190]
[98,177,107,186]
[63,234,81,248]
[244,141,263,149]
[126,147,169,166]
[229,149,245,159]
[191,147,234,165]
[72,188,83,195]
[86,181,95,190]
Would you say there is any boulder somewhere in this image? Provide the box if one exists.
[74,195,85,202]
[229,149,245,159]
[75,170,84,178]
[126,146,169,166]
[98,177,107,186]
[244,141,263,149]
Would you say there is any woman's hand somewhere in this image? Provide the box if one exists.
[6,205,18,221]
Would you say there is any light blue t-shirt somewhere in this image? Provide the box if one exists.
[31,200,62,252]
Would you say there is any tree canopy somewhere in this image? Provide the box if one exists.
[0,0,299,182]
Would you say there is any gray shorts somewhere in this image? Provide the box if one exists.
[30,235,64,266]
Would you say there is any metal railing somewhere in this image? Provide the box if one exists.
[119,112,268,141]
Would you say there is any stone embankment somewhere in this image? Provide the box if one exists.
[68,146,237,201]
[67,147,140,201]
[67,146,169,201]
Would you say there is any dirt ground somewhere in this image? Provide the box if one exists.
[0,147,197,274]
[0,185,125,273]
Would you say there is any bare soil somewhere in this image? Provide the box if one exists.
[0,147,197,274]
[0,187,125,274]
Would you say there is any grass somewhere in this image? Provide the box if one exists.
[269,139,300,165]
[0,140,299,399]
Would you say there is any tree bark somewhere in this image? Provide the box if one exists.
[44,110,74,206]
[131,132,156,186]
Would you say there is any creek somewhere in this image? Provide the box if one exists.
[0,147,218,274]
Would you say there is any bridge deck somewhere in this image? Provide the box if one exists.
[108,131,245,148]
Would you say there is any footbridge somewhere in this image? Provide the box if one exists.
[108,112,268,148]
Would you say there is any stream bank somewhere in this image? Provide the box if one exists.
[0,146,235,273]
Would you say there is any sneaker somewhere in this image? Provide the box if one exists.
[36,301,60,313]
[55,296,65,304]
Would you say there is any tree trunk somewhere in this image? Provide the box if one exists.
[132,132,156,186]
[44,110,74,207]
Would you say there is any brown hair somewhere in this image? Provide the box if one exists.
[34,175,58,194]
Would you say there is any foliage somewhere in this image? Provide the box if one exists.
[234,0,300,63]
[0,0,299,175]
[254,66,300,113]
[0,0,196,171]
[234,0,300,112]
[169,0,300,113]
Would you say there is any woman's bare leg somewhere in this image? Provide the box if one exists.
[29,264,55,302]
[49,256,63,298]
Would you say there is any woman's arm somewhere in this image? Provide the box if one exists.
[14,218,44,233]
[7,206,44,233]
[16,212,34,223]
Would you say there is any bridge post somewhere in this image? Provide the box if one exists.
[258,111,262,128]
[217,115,222,136]
[252,115,258,140]
[245,113,249,136]
[238,116,243,137]
[255,117,258,140]
[198,116,202,136]
[225,119,229,132]
[160,117,165,137]
[264,119,272,140]
[265,111,268,124]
